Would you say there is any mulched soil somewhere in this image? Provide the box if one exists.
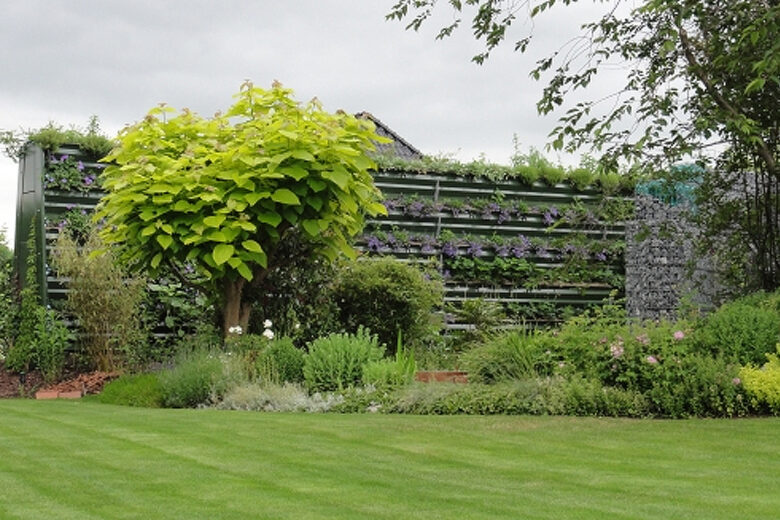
[41,371,120,395]
[0,361,119,398]
[0,362,43,398]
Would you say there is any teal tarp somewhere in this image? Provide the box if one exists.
[634,164,703,206]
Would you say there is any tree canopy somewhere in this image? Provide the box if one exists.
[96,81,388,334]
[388,0,779,291]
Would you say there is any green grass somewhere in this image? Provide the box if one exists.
[0,401,778,519]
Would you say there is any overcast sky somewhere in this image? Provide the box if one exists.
[0,0,625,247]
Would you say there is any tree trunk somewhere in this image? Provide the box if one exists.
[222,278,246,337]
[239,302,252,333]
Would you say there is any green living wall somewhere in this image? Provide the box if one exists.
[359,168,632,326]
[14,143,105,306]
[15,144,631,326]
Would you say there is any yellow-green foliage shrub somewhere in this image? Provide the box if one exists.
[739,347,780,414]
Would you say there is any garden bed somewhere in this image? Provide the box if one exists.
[0,362,43,398]
[0,362,118,399]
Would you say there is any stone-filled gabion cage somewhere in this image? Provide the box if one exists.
[626,192,721,320]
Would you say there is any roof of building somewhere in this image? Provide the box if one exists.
[356,112,424,161]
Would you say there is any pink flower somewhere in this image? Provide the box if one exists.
[732,377,741,386]
[635,333,650,346]
[610,344,624,359]
[646,355,658,364]
[673,330,685,341]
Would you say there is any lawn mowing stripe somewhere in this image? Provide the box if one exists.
[0,409,213,519]
[3,404,472,519]
[0,413,350,519]
[0,406,544,520]
[0,401,778,520]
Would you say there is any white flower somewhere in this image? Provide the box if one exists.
[294,323,301,330]
[228,325,243,335]
[262,328,274,340]
[263,319,273,329]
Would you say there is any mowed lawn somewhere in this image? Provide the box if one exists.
[0,400,778,520]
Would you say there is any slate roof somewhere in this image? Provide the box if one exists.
[356,112,424,160]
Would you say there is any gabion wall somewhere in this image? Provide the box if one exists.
[626,195,720,320]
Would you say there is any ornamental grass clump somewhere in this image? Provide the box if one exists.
[303,327,384,392]
[459,328,554,384]
[362,337,416,390]
[52,229,146,371]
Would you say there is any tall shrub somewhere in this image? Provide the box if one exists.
[694,295,780,365]
[6,225,42,373]
[0,228,16,361]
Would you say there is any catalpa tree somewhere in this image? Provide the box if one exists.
[96,81,388,335]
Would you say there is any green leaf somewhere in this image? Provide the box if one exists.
[291,149,315,162]
[244,191,271,206]
[745,77,765,94]
[240,249,268,268]
[156,234,174,250]
[207,230,228,242]
[204,215,226,228]
[242,240,263,253]
[321,168,350,190]
[272,189,301,205]
[270,151,292,164]
[152,194,173,204]
[236,220,257,232]
[236,261,253,281]
[140,210,158,222]
[365,202,388,216]
[257,212,282,227]
[279,165,309,181]
[141,224,157,237]
[212,244,235,266]
[307,178,327,192]
[307,196,323,211]
[173,200,193,212]
[283,208,299,224]
[150,253,163,269]
[302,219,320,237]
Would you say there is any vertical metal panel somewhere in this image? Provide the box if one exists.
[14,144,45,301]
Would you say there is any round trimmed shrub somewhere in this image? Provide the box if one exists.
[333,258,442,352]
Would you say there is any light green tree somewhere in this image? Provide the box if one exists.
[96,81,387,335]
